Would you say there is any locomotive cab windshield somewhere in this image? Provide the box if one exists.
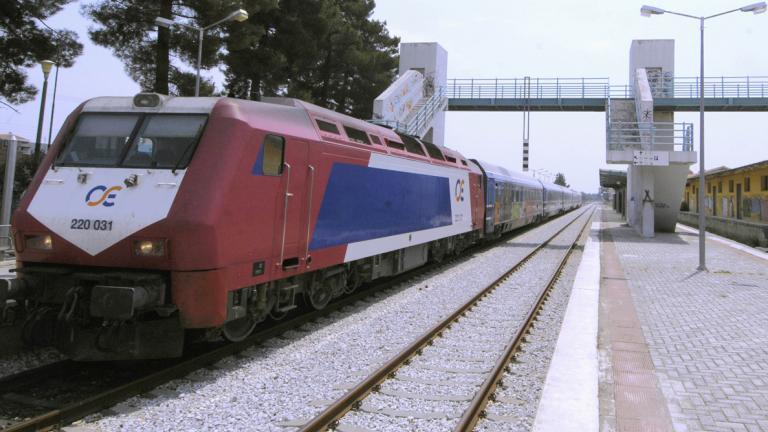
[56,113,208,170]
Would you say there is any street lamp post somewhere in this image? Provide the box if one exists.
[33,60,55,166]
[640,2,766,271]
[155,9,249,96]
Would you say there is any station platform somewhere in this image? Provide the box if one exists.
[534,205,768,432]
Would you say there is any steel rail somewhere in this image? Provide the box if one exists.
[453,206,595,431]
[1,210,547,432]
[298,205,593,432]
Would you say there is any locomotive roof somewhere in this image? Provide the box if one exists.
[81,94,474,169]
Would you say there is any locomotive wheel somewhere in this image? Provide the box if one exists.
[222,314,258,342]
[306,280,332,310]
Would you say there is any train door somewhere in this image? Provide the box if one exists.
[736,184,742,219]
[485,178,495,233]
[273,138,309,270]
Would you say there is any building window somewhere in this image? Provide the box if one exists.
[729,180,734,193]
[762,175,768,191]
[745,176,751,192]
[718,181,722,193]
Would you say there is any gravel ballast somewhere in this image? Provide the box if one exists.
[87,208,589,432]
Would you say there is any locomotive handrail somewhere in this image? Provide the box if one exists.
[304,165,315,268]
[278,162,292,268]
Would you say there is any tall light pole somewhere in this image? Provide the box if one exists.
[33,59,55,166]
[641,2,766,271]
[155,9,249,96]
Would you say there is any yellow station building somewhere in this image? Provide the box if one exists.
[683,160,768,223]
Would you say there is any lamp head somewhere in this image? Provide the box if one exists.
[40,60,55,77]
[740,2,767,14]
[154,17,175,28]
[228,9,249,22]
[640,5,665,17]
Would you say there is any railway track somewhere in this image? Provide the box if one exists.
[297,205,595,432]
[0,209,585,432]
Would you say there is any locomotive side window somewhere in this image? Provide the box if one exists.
[370,135,382,145]
[262,135,285,176]
[122,114,207,169]
[396,133,426,156]
[421,140,445,161]
[316,119,340,134]
[343,126,371,145]
[57,113,140,166]
[385,139,405,150]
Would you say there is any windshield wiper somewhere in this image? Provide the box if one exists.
[172,141,196,174]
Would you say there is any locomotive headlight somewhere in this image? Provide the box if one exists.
[26,234,53,250]
[133,239,166,257]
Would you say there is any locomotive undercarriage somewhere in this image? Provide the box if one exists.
[220,232,480,342]
[9,264,183,361]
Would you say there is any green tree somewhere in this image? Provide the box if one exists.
[84,0,220,95]
[221,0,399,119]
[0,1,83,105]
[554,172,570,188]
[280,0,399,118]
[0,154,41,210]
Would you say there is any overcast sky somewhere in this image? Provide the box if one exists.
[3,0,767,192]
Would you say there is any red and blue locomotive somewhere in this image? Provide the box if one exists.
[5,94,579,360]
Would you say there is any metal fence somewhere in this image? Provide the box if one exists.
[447,76,768,100]
[606,122,694,152]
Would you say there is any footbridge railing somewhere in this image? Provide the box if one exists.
[447,76,768,100]
[606,121,694,152]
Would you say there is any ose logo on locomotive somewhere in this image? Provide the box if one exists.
[85,185,123,207]
[454,179,465,203]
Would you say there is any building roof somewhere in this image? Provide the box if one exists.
[0,133,31,143]
[599,169,627,188]
[687,160,768,182]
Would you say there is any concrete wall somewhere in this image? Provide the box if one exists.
[399,42,447,146]
[678,211,768,247]
[629,40,674,88]
[372,70,424,124]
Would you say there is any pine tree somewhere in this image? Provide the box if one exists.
[0,0,82,105]
[84,0,221,95]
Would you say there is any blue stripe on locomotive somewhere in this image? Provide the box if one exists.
[309,163,452,251]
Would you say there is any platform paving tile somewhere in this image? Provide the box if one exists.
[606,218,768,432]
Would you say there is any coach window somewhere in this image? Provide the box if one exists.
[262,135,285,176]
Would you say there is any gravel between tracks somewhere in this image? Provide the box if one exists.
[0,347,64,380]
[338,208,592,431]
[86,209,588,432]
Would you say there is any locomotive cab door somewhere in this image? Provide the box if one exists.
[274,138,309,270]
